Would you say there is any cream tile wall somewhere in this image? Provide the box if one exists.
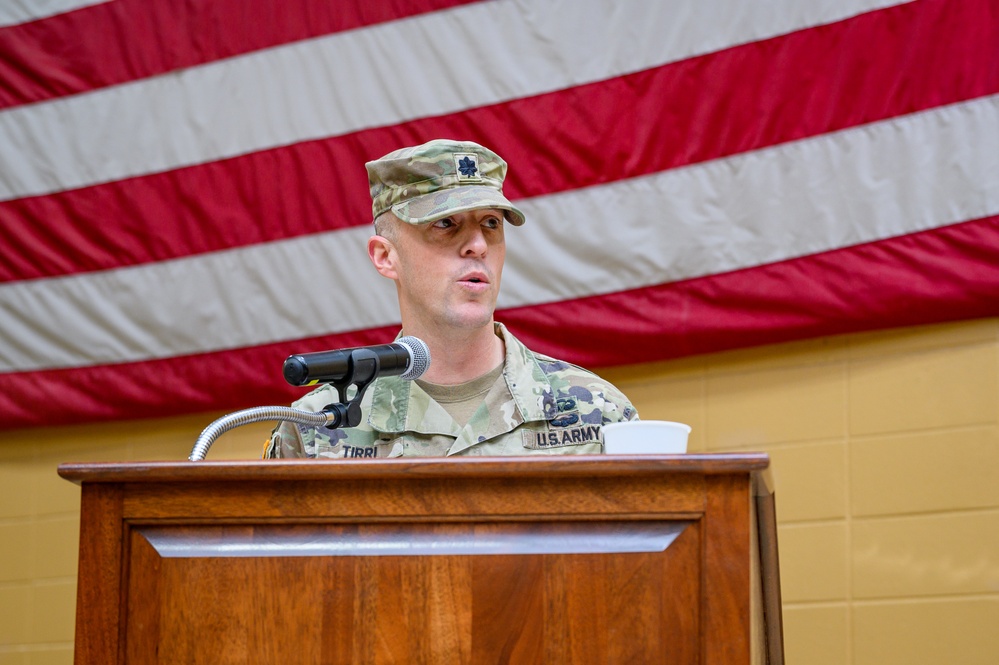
[1,317,997,663]
[602,316,999,664]
[0,414,270,664]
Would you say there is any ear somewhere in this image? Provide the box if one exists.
[367,234,400,280]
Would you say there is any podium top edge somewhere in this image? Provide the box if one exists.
[57,453,770,485]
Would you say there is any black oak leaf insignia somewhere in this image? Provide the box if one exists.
[457,156,478,177]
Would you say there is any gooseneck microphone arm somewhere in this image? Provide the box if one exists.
[188,406,337,461]
[188,337,431,461]
[188,348,385,461]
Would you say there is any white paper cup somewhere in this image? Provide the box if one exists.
[602,420,691,454]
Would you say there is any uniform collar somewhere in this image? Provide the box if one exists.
[367,322,557,435]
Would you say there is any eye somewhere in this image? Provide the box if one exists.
[432,217,456,229]
[482,216,502,229]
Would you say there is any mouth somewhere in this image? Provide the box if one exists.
[459,271,490,285]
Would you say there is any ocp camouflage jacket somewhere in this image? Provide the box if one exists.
[264,323,638,459]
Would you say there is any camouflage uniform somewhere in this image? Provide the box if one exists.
[264,323,638,459]
[265,139,639,458]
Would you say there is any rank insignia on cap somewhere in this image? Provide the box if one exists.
[454,153,479,179]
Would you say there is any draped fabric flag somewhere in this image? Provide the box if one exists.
[1,0,997,428]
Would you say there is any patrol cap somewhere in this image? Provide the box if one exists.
[366,139,526,226]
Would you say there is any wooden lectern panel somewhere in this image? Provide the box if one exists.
[124,521,701,663]
[60,455,782,664]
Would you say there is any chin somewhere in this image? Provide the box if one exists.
[443,307,495,331]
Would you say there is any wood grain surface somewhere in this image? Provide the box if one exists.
[61,455,780,664]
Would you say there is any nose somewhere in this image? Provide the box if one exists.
[460,225,488,257]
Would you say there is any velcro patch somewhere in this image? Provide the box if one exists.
[454,153,479,180]
[522,424,602,449]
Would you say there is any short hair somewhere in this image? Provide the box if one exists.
[373,211,398,241]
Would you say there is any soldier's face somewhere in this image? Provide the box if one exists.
[385,209,506,333]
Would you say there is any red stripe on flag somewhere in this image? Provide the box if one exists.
[2,215,997,429]
[505,215,999,367]
[0,0,482,110]
[2,0,996,282]
[0,324,401,430]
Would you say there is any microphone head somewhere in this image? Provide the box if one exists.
[396,336,431,380]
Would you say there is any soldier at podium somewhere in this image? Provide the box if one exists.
[265,139,638,459]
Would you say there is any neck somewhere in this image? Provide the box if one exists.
[404,321,504,385]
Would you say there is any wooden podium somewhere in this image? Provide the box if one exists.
[59,454,783,664]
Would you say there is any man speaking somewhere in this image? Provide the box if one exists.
[265,139,637,459]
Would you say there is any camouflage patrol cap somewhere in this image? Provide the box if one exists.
[366,139,526,226]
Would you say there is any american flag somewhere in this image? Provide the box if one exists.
[1,0,997,428]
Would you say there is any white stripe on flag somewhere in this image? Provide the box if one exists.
[0,0,110,27]
[503,94,999,306]
[0,0,907,201]
[2,93,996,373]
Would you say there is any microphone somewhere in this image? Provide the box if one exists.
[283,336,431,386]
